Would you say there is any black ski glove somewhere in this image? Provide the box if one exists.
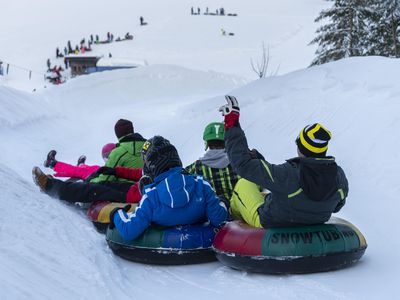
[96,166,116,176]
[109,204,131,230]
[219,195,230,211]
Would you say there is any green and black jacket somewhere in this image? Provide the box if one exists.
[89,133,146,183]
[186,151,240,200]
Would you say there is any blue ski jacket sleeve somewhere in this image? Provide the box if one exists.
[113,194,153,241]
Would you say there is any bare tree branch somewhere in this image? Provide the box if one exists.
[250,42,278,78]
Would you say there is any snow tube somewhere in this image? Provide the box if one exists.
[106,223,217,265]
[213,218,367,274]
[87,200,136,233]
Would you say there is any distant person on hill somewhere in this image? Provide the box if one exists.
[52,66,62,84]
[205,7,209,15]
[64,57,68,69]
[43,143,116,181]
[140,16,146,25]
[95,34,99,44]
[197,7,200,14]
[90,34,94,43]
[0,60,3,76]
[63,47,68,56]
[74,45,79,54]
[220,7,225,16]
[125,32,133,40]
[191,7,194,15]
[186,122,240,202]
[46,58,51,71]
[220,28,226,36]
[218,95,349,228]
[67,41,74,54]
[56,47,62,58]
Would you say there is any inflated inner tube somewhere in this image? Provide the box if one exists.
[213,218,367,274]
[87,200,136,233]
[106,223,217,265]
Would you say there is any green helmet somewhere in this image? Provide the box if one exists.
[203,122,225,142]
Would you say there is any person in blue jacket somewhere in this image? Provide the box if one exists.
[110,135,228,241]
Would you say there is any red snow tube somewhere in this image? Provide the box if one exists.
[213,218,367,274]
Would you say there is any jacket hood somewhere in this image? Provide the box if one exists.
[289,156,339,202]
[118,132,146,143]
[199,149,230,168]
[152,167,196,208]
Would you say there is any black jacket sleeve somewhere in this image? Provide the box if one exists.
[225,126,291,193]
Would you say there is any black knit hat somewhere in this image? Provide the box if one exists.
[141,136,182,179]
[296,123,332,157]
[114,119,134,139]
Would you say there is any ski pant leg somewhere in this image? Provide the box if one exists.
[230,179,263,228]
[97,181,133,193]
[46,178,127,203]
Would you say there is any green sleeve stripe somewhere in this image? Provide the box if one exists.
[338,189,345,200]
[261,160,274,182]
[225,168,234,196]
[186,162,195,174]
[288,188,303,198]
[218,169,228,199]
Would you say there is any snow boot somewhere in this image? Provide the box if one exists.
[77,155,86,166]
[44,150,57,169]
[32,166,51,192]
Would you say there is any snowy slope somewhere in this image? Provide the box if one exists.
[1,57,399,299]
[0,0,327,91]
[1,0,398,298]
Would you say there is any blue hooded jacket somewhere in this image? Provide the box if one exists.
[113,167,228,241]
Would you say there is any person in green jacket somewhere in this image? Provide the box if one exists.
[186,122,240,201]
[219,95,348,228]
[88,119,146,184]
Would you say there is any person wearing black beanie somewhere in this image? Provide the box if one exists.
[114,119,134,140]
[88,119,146,184]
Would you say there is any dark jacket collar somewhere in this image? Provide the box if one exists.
[118,132,146,143]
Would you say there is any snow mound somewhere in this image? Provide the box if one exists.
[0,86,57,130]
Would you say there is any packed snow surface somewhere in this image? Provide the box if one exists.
[1,57,399,299]
[0,0,398,299]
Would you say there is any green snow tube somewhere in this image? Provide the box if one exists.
[106,223,218,265]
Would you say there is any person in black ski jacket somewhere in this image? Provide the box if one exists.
[219,95,349,228]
